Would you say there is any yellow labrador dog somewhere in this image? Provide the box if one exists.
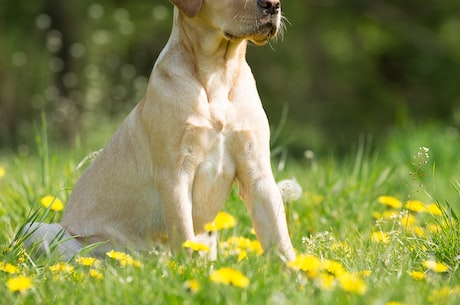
[24,0,296,262]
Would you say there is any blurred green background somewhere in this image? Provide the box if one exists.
[1,0,459,156]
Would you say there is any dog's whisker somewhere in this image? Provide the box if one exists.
[276,14,289,42]
[282,14,291,26]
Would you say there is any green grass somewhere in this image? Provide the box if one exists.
[0,121,459,304]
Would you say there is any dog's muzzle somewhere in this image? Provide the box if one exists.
[256,0,281,38]
[257,0,280,16]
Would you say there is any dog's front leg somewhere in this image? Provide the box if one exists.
[237,170,296,262]
[158,174,195,255]
[250,178,296,261]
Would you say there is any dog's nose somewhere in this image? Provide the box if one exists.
[257,0,280,15]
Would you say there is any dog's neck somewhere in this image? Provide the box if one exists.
[168,8,249,102]
[173,9,247,63]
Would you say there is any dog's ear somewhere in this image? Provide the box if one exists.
[170,0,203,18]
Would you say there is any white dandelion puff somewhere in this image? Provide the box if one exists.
[277,178,302,203]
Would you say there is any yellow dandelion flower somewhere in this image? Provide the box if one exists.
[311,194,324,205]
[75,256,99,267]
[383,210,401,219]
[426,224,441,233]
[407,225,425,237]
[129,259,141,268]
[49,262,74,273]
[441,219,457,228]
[0,166,5,178]
[6,275,33,293]
[400,214,417,227]
[374,210,400,219]
[204,211,236,232]
[426,203,442,216]
[237,250,248,262]
[177,265,185,275]
[331,241,352,254]
[89,269,103,279]
[16,249,27,264]
[358,270,372,278]
[405,200,426,213]
[219,237,263,260]
[72,271,84,282]
[287,254,322,276]
[131,259,142,268]
[337,272,367,295]
[210,267,250,288]
[106,250,142,267]
[386,302,406,305]
[248,240,263,255]
[40,195,64,211]
[378,196,402,209]
[428,287,458,304]
[225,236,251,249]
[408,271,426,280]
[167,260,185,274]
[322,259,346,276]
[316,272,335,290]
[106,249,126,260]
[0,262,20,274]
[185,279,200,293]
[182,240,210,253]
[371,231,390,244]
[423,260,449,273]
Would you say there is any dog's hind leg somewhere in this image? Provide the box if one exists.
[22,222,82,260]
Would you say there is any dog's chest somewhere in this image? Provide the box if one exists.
[182,120,234,180]
[183,123,236,226]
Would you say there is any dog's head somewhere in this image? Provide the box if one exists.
[171,0,282,45]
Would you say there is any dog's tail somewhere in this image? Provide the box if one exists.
[22,222,82,260]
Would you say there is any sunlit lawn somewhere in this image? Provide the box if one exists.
[0,122,459,304]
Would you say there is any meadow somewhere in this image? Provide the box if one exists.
[0,121,459,305]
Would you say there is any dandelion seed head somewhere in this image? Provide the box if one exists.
[304,149,315,160]
[277,178,302,203]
